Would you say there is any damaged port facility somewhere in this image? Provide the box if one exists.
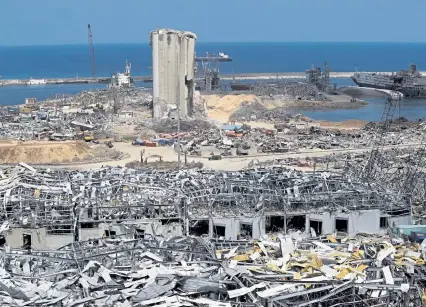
[0,27,426,307]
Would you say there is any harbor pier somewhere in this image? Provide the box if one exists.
[0,71,407,87]
[1,71,425,87]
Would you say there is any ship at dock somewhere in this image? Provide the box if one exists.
[351,64,426,97]
[109,60,133,88]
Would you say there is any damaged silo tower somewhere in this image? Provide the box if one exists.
[150,29,197,119]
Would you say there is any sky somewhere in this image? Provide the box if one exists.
[1,0,426,45]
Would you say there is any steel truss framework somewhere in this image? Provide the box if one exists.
[0,165,410,235]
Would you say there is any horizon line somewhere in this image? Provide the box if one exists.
[0,41,425,47]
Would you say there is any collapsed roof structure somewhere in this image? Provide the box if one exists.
[0,164,410,247]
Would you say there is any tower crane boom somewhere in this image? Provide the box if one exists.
[88,24,96,78]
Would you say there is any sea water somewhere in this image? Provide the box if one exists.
[1,42,426,121]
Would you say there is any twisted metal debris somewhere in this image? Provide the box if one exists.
[0,164,410,235]
[0,233,425,306]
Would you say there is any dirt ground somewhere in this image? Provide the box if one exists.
[203,93,366,123]
[317,120,366,130]
[60,140,420,172]
[204,94,259,122]
[0,141,120,164]
[61,142,182,170]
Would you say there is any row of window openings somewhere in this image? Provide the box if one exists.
[309,217,388,235]
[208,216,389,236]
[0,217,390,248]
[190,216,390,237]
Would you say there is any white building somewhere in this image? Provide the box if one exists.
[27,78,46,85]
[110,60,133,88]
[150,29,197,119]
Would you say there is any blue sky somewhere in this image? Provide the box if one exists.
[1,0,426,45]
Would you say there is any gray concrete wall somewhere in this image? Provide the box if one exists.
[388,215,412,228]
[79,221,183,241]
[80,223,132,240]
[4,228,47,249]
[80,228,104,240]
[211,217,265,240]
[210,211,398,240]
[304,210,410,236]
[349,210,381,235]
[3,210,410,250]
[307,213,333,235]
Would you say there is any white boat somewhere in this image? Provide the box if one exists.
[219,52,229,59]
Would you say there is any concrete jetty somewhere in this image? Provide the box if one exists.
[1,71,425,87]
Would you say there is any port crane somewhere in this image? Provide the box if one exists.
[87,24,96,79]
[195,52,232,91]
[362,104,392,181]
[362,81,402,183]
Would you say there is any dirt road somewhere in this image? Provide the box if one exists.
[62,141,422,171]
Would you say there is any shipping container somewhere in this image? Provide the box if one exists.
[145,141,157,147]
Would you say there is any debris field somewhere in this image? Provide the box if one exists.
[0,162,420,306]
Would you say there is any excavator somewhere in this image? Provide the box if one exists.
[83,131,94,142]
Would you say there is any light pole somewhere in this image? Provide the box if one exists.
[176,35,182,170]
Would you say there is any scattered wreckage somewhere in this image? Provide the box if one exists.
[0,159,421,306]
[0,231,425,306]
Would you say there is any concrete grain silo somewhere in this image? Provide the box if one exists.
[150,29,197,119]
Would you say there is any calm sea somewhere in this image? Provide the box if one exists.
[1,42,426,121]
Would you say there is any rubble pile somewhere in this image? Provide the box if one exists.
[256,147,426,172]
[244,126,379,154]
[0,159,421,306]
[230,104,299,122]
[0,233,425,306]
[364,116,423,132]
[271,122,426,151]
[229,101,268,121]
[133,120,426,158]
[251,81,330,101]
[0,111,113,141]
[0,88,154,141]
[150,118,216,133]
[342,147,426,206]
[43,87,153,112]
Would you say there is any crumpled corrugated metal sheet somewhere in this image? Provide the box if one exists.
[179,277,224,293]
[131,279,177,302]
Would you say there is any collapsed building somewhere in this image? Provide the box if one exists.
[150,29,197,119]
[0,164,411,249]
[0,164,421,307]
